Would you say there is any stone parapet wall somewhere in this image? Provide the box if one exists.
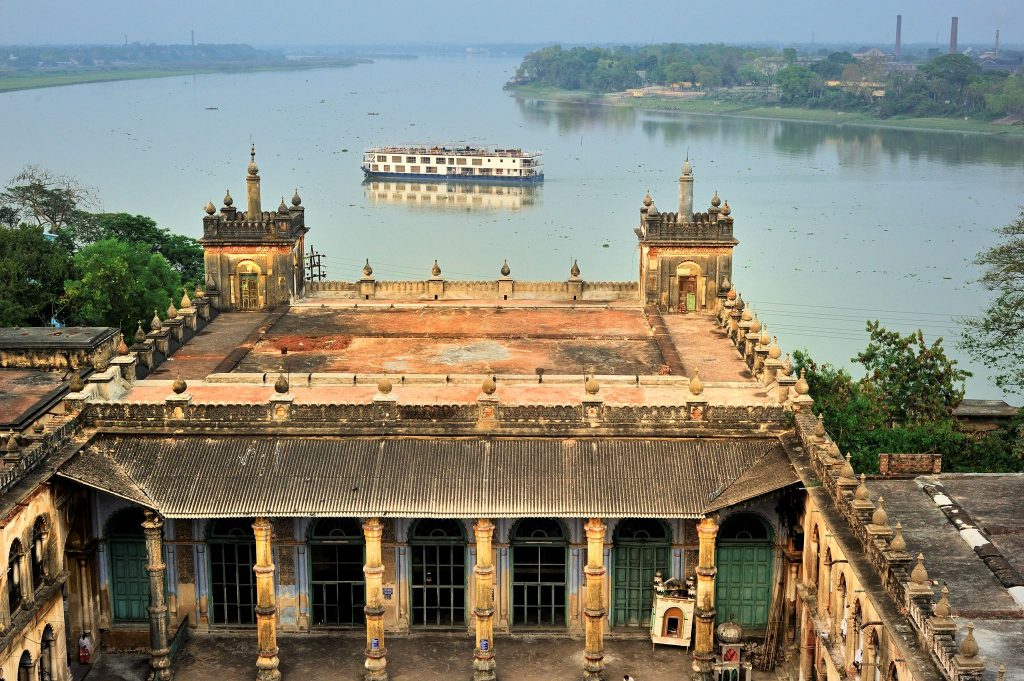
[308,279,639,301]
[878,453,942,476]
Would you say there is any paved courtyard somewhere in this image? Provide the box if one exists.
[86,633,716,680]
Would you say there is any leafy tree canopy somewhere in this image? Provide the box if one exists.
[86,213,204,286]
[0,166,97,234]
[0,224,75,327]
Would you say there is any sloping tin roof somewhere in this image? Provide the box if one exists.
[58,436,797,519]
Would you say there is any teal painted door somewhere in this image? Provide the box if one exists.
[110,539,149,622]
[715,543,773,628]
[613,544,669,627]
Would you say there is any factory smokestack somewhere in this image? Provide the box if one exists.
[949,17,958,54]
[996,29,1000,59]
[896,15,902,56]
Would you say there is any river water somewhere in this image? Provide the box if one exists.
[3,56,1022,400]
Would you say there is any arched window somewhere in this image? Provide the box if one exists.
[30,516,48,593]
[613,519,670,627]
[8,539,23,615]
[719,513,772,540]
[18,650,33,681]
[888,662,899,681]
[308,518,364,626]
[409,519,466,626]
[39,624,55,681]
[106,507,149,622]
[207,518,257,625]
[510,519,567,627]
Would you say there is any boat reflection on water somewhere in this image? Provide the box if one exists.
[363,179,540,211]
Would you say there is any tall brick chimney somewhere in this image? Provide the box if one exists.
[896,15,902,56]
[949,17,959,54]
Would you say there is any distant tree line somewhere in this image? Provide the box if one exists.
[0,43,284,71]
[0,167,203,333]
[512,44,1024,120]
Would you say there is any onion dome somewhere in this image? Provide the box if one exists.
[223,190,234,207]
[642,190,653,207]
[181,289,192,309]
[689,370,704,396]
[204,201,216,215]
[735,294,745,311]
[854,474,869,501]
[794,368,809,395]
[682,158,692,176]
[150,309,162,331]
[749,316,761,333]
[69,371,85,392]
[278,197,288,213]
[872,496,889,527]
[134,322,146,344]
[890,522,907,552]
[172,376,187,394]
[6,433,20,453]
[934,585,951,619]
[726,288,737,301]
[500,260,511,277]
[377,375,392,395]
[760,325,771,347]
[570,259,581,278]
[768,336,782,359]
[362,259,373,278]
[711,191,721,208]
[721,200,731,216]
[782,353,793,376]
[585,374,600,395]
[431,259,442,277]
[117,337,130,355]
[959,623,979,658]
[741,308,753,322]
[247,144,259,175]
[274,373,289,394]
[482,376,497,395]
[292,188,302,206]
[167,301,178,320]
[716,620,743,644]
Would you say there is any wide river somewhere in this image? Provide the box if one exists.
[3,56,1023,400]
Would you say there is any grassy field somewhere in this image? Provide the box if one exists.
[0,61,366,94]
[509,84,1024,137]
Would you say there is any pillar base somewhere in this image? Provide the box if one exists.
[583,656,605,680]
[365,653,389,681]
[473,651,497,681]
[255,657,281,681]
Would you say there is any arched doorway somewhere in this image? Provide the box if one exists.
[236,261,262,311]
[675,261,704,313]
[308,518,365,626]
[107,507,149,622]
[715,513,774,629]
[409,519,466,627]
[510,519,567,627]
[207,518,257,625]
[612,518,670,627]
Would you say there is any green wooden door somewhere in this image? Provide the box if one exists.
[110,539,149,622]
[715,543,773,628]
[612,544,669,627]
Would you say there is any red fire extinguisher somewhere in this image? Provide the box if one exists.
[78,632,93,664]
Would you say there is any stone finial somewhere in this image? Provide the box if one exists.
[206,276,217,292]
[248,143,259,175]
[117,337,130,355]
[274,373,289,394]
[195,282,204,299]
[362,259,373,278]
[134,322,147,344]
[749,315,761,333]
[721,200,731,217]
[647,201,658,215]
[204,201,216,215]
[292,189,302,206]
[431,259,441,278]
[726,288,737,301]
[69,371,85,393]
[5,433,19,453]
[759,325,770,348]
[840,454,856,481]
[377,375,393,395]
[855,473,870,501]
[782,353,793,376]
[768,336,782,359]
[711,191,721,208]
[482,375,497,395]
[911,552,929,585]
[959,623,979,658]
[689,370,704,396]
[223,190,234,207]
[872,496,889,527]
[890,521,907,552]
[150,309,162,331]
[934,585,952,619]
[997,665,1005,681]
[741,307,753,322]
[794,368,810,395]
[275,197,286,213]
[32,419,44,434]
[735,293,744,311]
[642,190,653,207]
[500,260,511,277]
[585,374,600,395]
[181,289,192,309]
[172,376,188,395]
[167,301,178,319]
[814,414,826,438]
[570,259,581,279]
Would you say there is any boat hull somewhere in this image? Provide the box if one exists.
[361,168,544,184]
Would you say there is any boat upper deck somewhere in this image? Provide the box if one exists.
[366,145,541,159]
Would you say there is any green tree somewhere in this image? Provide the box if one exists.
[1,166,97,235]
[91,213,204,285]
[986,74,1024,116]
[782,48,798,65]
[63,238,181,333]
[962,208,1024,394]
[0,224,75,326]
[776,65,820,102]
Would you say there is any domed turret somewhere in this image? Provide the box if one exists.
[500,260,511,277]
[223,190,234,207]
[711,191,721,208]
[292,188,302,206]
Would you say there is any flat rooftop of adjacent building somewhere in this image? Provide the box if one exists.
[0,369,68,429]
[0,326,117,350]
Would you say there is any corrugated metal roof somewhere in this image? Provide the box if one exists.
[57,436,797,519]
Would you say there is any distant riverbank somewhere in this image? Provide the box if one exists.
[509,84,1024,137]
[0,59,369,94]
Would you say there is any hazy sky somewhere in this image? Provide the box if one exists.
[0,0,1018,46]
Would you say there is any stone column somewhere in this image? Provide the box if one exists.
[253,517,280,681]
[142,511,172,681]
[363,517,389,681]
[692,515,719,681]
[78,556,94,635]
[583,518,607,681]
[473,519,497,681]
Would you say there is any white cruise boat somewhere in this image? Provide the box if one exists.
[362,145,544,183]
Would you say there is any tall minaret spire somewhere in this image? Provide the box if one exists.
[246,143,262,220]
[678,156,694,223]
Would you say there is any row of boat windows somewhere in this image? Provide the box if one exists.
[370,164,533,176]
[376,155,521,166]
